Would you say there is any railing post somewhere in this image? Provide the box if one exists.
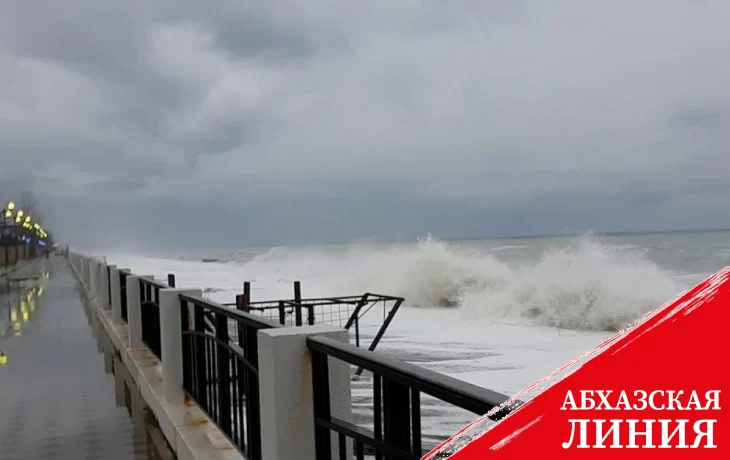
[88,259,94,290]
[89,260,98,298]
[111,268,129,324]
[257,325,353,460]
[97,261,103,297]
[83,257,90,287]
[100,263,110,310]
[159,288,201,403]
[126,276,143,349]
[104,265,116,312]
[110,266,121,321]
[97,261,106,302]
[94,261,101,299]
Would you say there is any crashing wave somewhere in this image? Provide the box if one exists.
[246,234,681,332]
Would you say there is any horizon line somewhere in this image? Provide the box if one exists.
[159,226,730,251]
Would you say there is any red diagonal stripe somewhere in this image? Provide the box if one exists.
[425,267,730,459]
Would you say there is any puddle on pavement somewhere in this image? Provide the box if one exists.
[84,297,176,460]
[0,271,49,363]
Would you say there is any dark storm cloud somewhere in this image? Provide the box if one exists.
[2,0,730,249]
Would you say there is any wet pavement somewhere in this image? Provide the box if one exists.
[0,257,150,460]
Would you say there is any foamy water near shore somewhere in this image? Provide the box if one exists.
[92,231,729,446]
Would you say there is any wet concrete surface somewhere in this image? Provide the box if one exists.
[0,257,155,460]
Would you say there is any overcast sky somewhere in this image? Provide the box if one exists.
[1,0,729,249]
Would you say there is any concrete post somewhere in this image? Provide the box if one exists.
[160,288,201,403]
[89,259,94,290]
[89,260,97,298]
[100,262,109,310]
[91,260,97,297]
[82,257,88,286]
[110,266,122,322]
[86,258,92,288]
[91,260,98,297]
[258,325,353,460]
[94,260,102,299]
[103,265,115,312]
[117,268,130,322]
[96,261,104,300]
[126,276,143,349]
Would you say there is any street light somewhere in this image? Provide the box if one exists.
[1,201,53,263]
[1,202,16,264]
[4,201,14,218]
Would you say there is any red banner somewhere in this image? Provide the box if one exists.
[425,267,729,459]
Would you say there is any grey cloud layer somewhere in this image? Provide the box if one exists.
[1,0,729,247]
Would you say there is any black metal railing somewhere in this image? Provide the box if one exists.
[243,294,402,330]
[119,269,130,322]
[139,276,169,360]
[308,336,517,460]
[223,285,405,361]
[179,294,281,459]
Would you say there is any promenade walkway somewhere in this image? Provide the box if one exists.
[0,257,147,460]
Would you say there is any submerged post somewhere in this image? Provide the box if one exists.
[243,281,251,311]
[294,281,303,326]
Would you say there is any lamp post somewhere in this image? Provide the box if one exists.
[11,208,25,262]
[21,215,33,260]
